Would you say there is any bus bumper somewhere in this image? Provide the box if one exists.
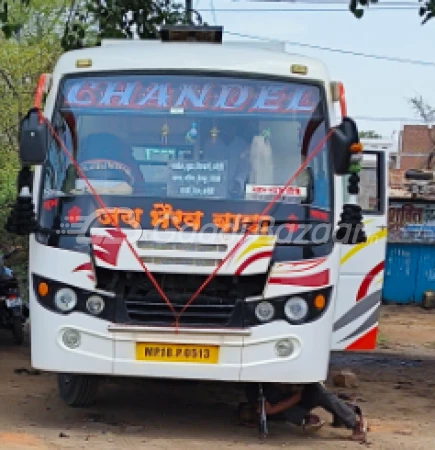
[31,304,331,383]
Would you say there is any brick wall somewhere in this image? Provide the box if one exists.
[400,125,435,170]
[389,168,406,188]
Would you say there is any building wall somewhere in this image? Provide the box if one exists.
[399,125,434,170]
[389,168,406,188]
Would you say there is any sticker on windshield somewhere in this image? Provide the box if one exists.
[81,159,135,185]
[167,160,228,199]
[62,76,320,116]
[245,184,307,202]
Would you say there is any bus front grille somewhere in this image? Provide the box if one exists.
[123,273,266,327]
[125,295,240,326]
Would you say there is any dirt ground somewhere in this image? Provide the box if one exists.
[0,305,435,450]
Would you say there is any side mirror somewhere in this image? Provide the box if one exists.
[19,108,49,165]
[330,117,360,175]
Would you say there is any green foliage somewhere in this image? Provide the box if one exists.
[1,0,189,50]
[61,0,188,50]
[350,0,435,24]
[92,0,186,39]
[2,0,435,44]
[419,0,435,24]
[0,1,63,295]
[1,0,67,41]
[359,130,382,138]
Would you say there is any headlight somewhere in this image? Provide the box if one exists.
[284,296,309,323]
[86,295,105,315]
[275,339,294,358]
[62,328,81,349]
[54,288,77,312]
[255,301,275,322]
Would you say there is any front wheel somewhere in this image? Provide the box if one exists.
[11,317,24,345]
[57,373,100,407]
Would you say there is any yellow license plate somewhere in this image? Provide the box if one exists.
[135,343,219,364]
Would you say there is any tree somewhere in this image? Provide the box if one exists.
[1,0,192,51]
[409,96,435,125]
[0,0,63,216]
[359,130,382,139]
[0,0,64,153]
[61,0,188,50]
[0,1,64,290]
[1,0,68,42]
[349,0,435,24]
[2,0,432,52]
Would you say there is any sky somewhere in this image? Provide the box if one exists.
[193,0,435,149]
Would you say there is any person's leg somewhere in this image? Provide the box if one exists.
[300,383,357,429]
[281,405,325,432]
[300,383,367,441]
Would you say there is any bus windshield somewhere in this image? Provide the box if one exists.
[43,74,331,207]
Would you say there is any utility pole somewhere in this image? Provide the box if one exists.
[185,0,193,24]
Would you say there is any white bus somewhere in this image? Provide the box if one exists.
[10,26,387,422]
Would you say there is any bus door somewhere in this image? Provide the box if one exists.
[332,150,388,351]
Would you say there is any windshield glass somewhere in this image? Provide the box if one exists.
[43,74,330,205]
[39,74,333,244]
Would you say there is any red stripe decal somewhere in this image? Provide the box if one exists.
[91,229,124,267]
[274,258,325,273]
[356,261,385,302]
[346,326,378,351]
[235,251,273,275]
[269,269,329,287]
[73,262,92,272]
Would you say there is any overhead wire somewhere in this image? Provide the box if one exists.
[223,31,435,66]
[198,6,419,11]
[193,1,431,65]
[235,0,419,4]
[354,116,428,122]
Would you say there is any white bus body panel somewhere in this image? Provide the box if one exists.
[331,151,388,351]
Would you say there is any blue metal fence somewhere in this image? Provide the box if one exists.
[382,198,435,304]
[383,243,435,304]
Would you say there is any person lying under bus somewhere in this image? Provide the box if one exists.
[239,382,367,442]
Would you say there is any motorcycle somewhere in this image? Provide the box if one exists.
[0,248,27,344]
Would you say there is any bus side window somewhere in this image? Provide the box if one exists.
[43,119,74,197]
[343,152,384,214]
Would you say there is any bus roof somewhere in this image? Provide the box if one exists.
[53,40,331,83]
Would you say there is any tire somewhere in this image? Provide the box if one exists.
[57,373,100,407]
[11,317,24,345]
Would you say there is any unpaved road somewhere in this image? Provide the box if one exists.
[1,305,435,450]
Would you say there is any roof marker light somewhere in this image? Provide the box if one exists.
[76,59,92,68]
[291,64,308,75]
